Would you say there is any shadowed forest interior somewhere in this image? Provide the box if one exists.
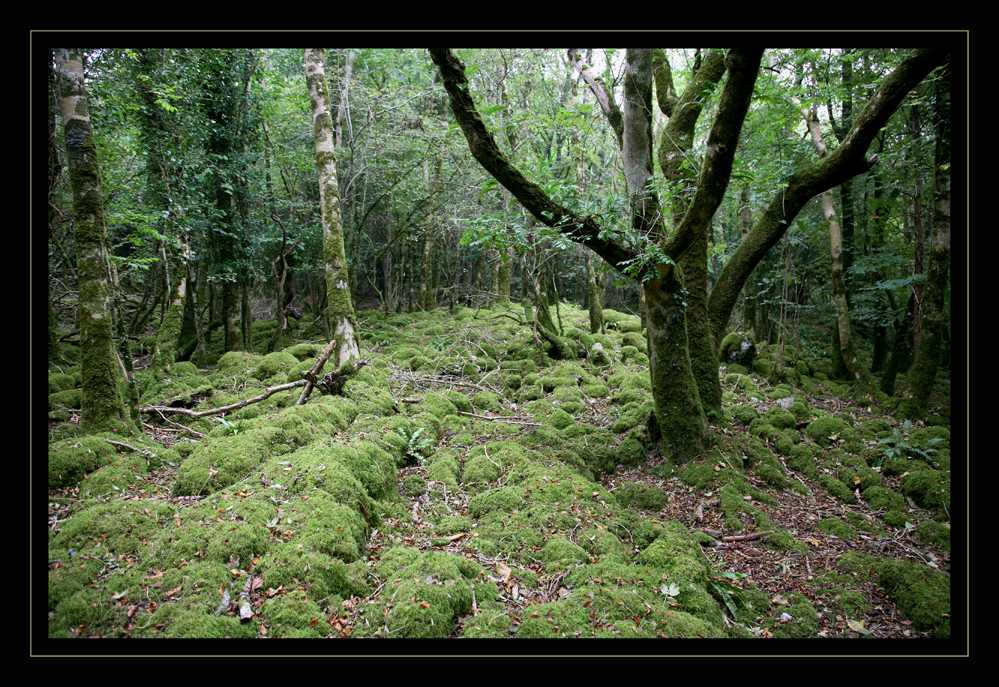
[44,46,956,641]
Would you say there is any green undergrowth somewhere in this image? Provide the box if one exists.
[48,303,951,639]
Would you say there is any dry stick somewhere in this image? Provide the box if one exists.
[296,338,338,405]
[150,410,206,438]
[105,439,156,459]
[456,411,542,427]
[141,379,308,419]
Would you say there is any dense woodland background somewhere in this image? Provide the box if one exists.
[43,47,957,642]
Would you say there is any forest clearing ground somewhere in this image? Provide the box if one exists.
[46,303,952,639]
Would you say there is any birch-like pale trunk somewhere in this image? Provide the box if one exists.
[305,48,360,370]
[55,49,133,433]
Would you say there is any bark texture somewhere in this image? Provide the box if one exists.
[906,62,950,418]
[305,48,361,370]
[55,49,133,433]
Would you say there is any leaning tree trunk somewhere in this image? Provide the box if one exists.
[305,48,360,370]
[906,62,950,419]
[55,49,133,434]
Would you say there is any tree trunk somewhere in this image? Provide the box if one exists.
[585,252,604,334]
[645,275,706,464]
[305,48,361,370]
[48,57,63,361]
[55,49,133,433]
[881,290,916,396]
[496,247,512,302]
[906,63,950,418]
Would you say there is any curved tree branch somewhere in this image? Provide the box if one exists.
[568,48,624,148]
[429,48,635,270]
[707,47,948,341]
[664,48,764,260]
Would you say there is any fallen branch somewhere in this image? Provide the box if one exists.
[456,411,543,427]
[147,412,206,439]
[141,379,308,419]
[105,439,156,460]
[296,339,338,405]
[699,530,773,545]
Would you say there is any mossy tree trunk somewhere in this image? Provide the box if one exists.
[645,275,707,463]
[707,49,947,348]
[305,48,361,370]
[906,62,950,418]
[55,49,134,434]
[48,56,63,361]
[799,101,871,387]
[585,252,604,334]
[433,47,941,466]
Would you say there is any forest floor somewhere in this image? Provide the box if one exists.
[45,302,953,640]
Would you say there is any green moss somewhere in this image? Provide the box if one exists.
[49,371,77,394]
[725,373,761,397]
[553,385,586,414]
[79,454,147,497]
[461,609,513,638]
[471,391,503,412]
[805,415,849,445]
[260,546,369,601]
[357,547,486,638]
[610,401,653,434]
[53,499,175,559]
[48,435,118,487]
[901,469,950,512]
[875,558,950,637]
[540,537,589,571]
[838,462,882,491]
[426,450,460,490]
[817,518,857,540]
[636,522,710,587]
[863,485,906,512]
[915,520,951,552]
[818,475,856,503]
[49,388,82,410]
[282,342,324,361]
[401,474,427,497]
[442,390,472,413]
[614,482,667,511]
[252,351,299,381]
[764,408,797,429]
[770,592,819,638]
[343,380,398,416]
[468,485,525,517]
[731,404,759,425]
[173,426,286,496]
[260,589,328,638]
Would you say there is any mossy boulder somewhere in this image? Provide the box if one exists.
[49,435,119,488]
[806,415,850,445]
[901,469,950,513]
[252,351,299,381]
[719,332,756,366]
[356,547,491,638]
[614,482,667,511]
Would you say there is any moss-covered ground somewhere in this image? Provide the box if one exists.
[47,302,952,639]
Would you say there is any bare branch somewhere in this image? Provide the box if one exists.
[665,48,763,260]
[429,48,635,271]
[568,48,624,147]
